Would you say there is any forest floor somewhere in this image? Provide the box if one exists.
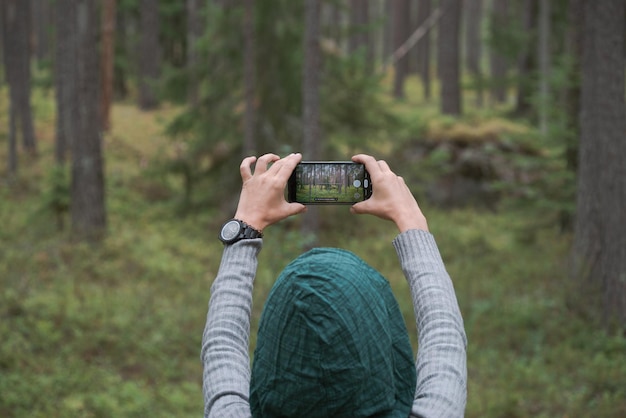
[1,81,625,417]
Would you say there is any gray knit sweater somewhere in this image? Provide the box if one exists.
[201,229,467,418]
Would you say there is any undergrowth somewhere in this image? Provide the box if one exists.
[1,81,625,417]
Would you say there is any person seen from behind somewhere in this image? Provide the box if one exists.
[202,153,467,417]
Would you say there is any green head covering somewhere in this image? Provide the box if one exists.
[250,248,416,418]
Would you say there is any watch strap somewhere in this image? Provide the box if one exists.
[239,220,263,239]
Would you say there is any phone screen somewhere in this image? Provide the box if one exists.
[288,162,372,204]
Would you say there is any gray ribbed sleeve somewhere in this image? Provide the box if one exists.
[201,239,261,418]
[202,230,467,418]
[393,230,468,418]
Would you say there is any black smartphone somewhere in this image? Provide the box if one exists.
[287,161,372,205]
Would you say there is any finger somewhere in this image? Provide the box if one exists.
[377,159,392,173]
[255,153,280,174]
[273,153,301,178]
[240,156,257,181]
[352,154,382,178]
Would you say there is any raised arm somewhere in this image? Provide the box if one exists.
[201,240,260,417]
[394,230,467,417]
[201,153,305,418]
[351,154,467,417]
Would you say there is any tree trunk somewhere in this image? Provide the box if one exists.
[320,2,334,41]
[416,0,432,100]
[138,0,161,110]
[439,0,462,115]
[348,0,364,54]
[32,0,51,65]
[0,1,16,176]
[490,0,509,104]
[392,0,410,99]
[0,0,3,85]
[564,0,583,171]
[558,0,583,233]
[71,0,107,239]
[514,0,537,115]
[349,0,372,72]
[100,0,117,132]
[187,0,204,106]
[369,0,384,68]
[2,0,37,155]
[537,0,550,134]
[465,0,483,107]
[572,0,626,329]
[114,7,130,100]
[301,0,321,241]
[243,0,256,156]
[55,0,78,165]
[407,2,418,74]
[8,96,18,176]
[383,0,393,61]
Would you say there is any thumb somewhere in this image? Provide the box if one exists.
[350,201,369,215]
[286,202,307,216]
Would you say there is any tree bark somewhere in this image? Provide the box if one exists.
[138,0,161,110]
[302,0,321,162]
[407,2,418,74]
[100,0,117,132]
[465,0,483,107]
[416,0,432,100]
[382,0,393,61]
[2,0,37,156]
[8,95,18,176]
[439,0,462,115]
[32,0,51,65]
[0,1,17,176]
[538,0,550,134]
[572,0,626,328]
[301,0,321,240]
[514,0,537,115]
[0,0,3,84]
[564,0,583,172]
[490,0,509,104]
[55,0,78,165]
[558,0,584,233]
[71,0,107,239]
[392,0,410,99]
[349,0,372,72]
[187,0,204,106]
[114,7,129,100]
[243,0,256,156]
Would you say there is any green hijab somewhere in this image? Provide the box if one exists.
[250,248,416,418]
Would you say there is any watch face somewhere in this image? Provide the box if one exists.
[221,220,241,241]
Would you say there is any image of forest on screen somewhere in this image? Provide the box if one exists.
[295,163,365,203]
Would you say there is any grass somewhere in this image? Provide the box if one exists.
[1,84,625,417]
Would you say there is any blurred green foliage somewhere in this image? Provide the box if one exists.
[159,1,395,211]
[1,0,624,413]
[1,84,626,417]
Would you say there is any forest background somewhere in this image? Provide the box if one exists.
[1,0,625,416]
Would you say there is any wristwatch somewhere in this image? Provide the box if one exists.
[218,219,263,245]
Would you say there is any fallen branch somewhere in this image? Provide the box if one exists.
[381,7,445,71]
